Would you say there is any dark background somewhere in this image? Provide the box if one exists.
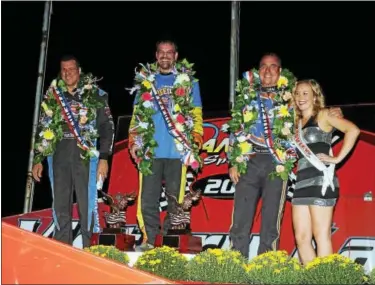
[2,1,374,217]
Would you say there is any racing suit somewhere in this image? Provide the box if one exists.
[229,93,287,258]
[41,89,114,248]
[129,72,203,246]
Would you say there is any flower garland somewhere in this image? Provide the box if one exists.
[129,59,202,176]
[227,68,297,181]
[34,73,105,164]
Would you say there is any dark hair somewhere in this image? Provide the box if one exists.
[60,55,80,67]
[156,40,178,52]
[259,52,282,67]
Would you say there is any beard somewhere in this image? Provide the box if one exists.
[158,58,174,72]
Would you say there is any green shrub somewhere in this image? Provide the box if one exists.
[134,246,188,281]
[186,248,248,284]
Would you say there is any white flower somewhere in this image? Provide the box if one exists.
[186,117,194,128]
[51,79,57,87]
[284,122,293,129]
[276,165,285,173]
[236,156,244,163]
[175,140,184,151]
[42,139,48,147]
[175,122,185,132]
[221,124,229,132]
[79,108,88,116]
[37,145,45,153]
[237,135,247,143]
[88,125,97,135]
[84,84,92,90]
[45,110,53,117]
[126,85,140,95]
[244,94,249,100]
[147,74,155,82]
[281,127,291,136]
[142,101,153,108]
[139,122,149,129]
[90,149,99,158]
[282,91,292,101]
[175,74,190,85]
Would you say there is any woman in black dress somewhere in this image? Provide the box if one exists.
[291,79,360,265]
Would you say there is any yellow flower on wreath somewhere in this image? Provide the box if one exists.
[174,104,181,112]
[275,149,286,161]
[243,110,254,122]
[278,105,290,117]
[277,76,288,89]
[239,141,252,154]
[142,80,152,89]
[43,129,55,140]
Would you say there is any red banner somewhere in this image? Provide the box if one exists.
[3,118,375,272]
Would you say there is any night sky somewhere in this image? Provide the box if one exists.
[2,1,374,217]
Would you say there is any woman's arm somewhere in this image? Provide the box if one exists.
[318,110,360,164]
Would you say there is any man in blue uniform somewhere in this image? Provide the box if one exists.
[128,40,203,250]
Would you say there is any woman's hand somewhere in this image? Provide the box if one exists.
[316,153,340,164]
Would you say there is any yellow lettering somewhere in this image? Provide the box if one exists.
[202,138,229,154]
[202,139,216,153]
[213,138,229,153]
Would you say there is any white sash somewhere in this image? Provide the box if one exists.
[292,120,335,196]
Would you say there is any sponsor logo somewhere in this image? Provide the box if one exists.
[190,174,234,199]
[201,122,229,166]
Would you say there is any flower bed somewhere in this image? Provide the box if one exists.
[370,267,375,284]
[84,246,372,284]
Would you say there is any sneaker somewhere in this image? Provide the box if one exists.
[139,243,155,251]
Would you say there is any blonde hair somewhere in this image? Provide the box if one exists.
[292,79,326,122]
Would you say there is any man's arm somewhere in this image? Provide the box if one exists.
[97,93,115,160]
[328,107,344,119]
[191,81,203,148]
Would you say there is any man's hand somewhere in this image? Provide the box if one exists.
[129,144,140,162]
[192,132,203,150]
[97,159,109,181]
[229,166,241,184]
[32,163,43,182]
[328,107,343,119]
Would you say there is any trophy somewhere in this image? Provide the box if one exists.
[101,190,137,232]
[154,189,203,254]
[90,190,137,251]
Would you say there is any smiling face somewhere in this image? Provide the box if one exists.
[60,59,80,89]
[155,42,178,73]
[259,54,281,87]
[294,82,315,112]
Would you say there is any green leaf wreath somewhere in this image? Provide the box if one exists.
[227,68,297,181]
[129,59,202,176]
[33,73,105,165]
